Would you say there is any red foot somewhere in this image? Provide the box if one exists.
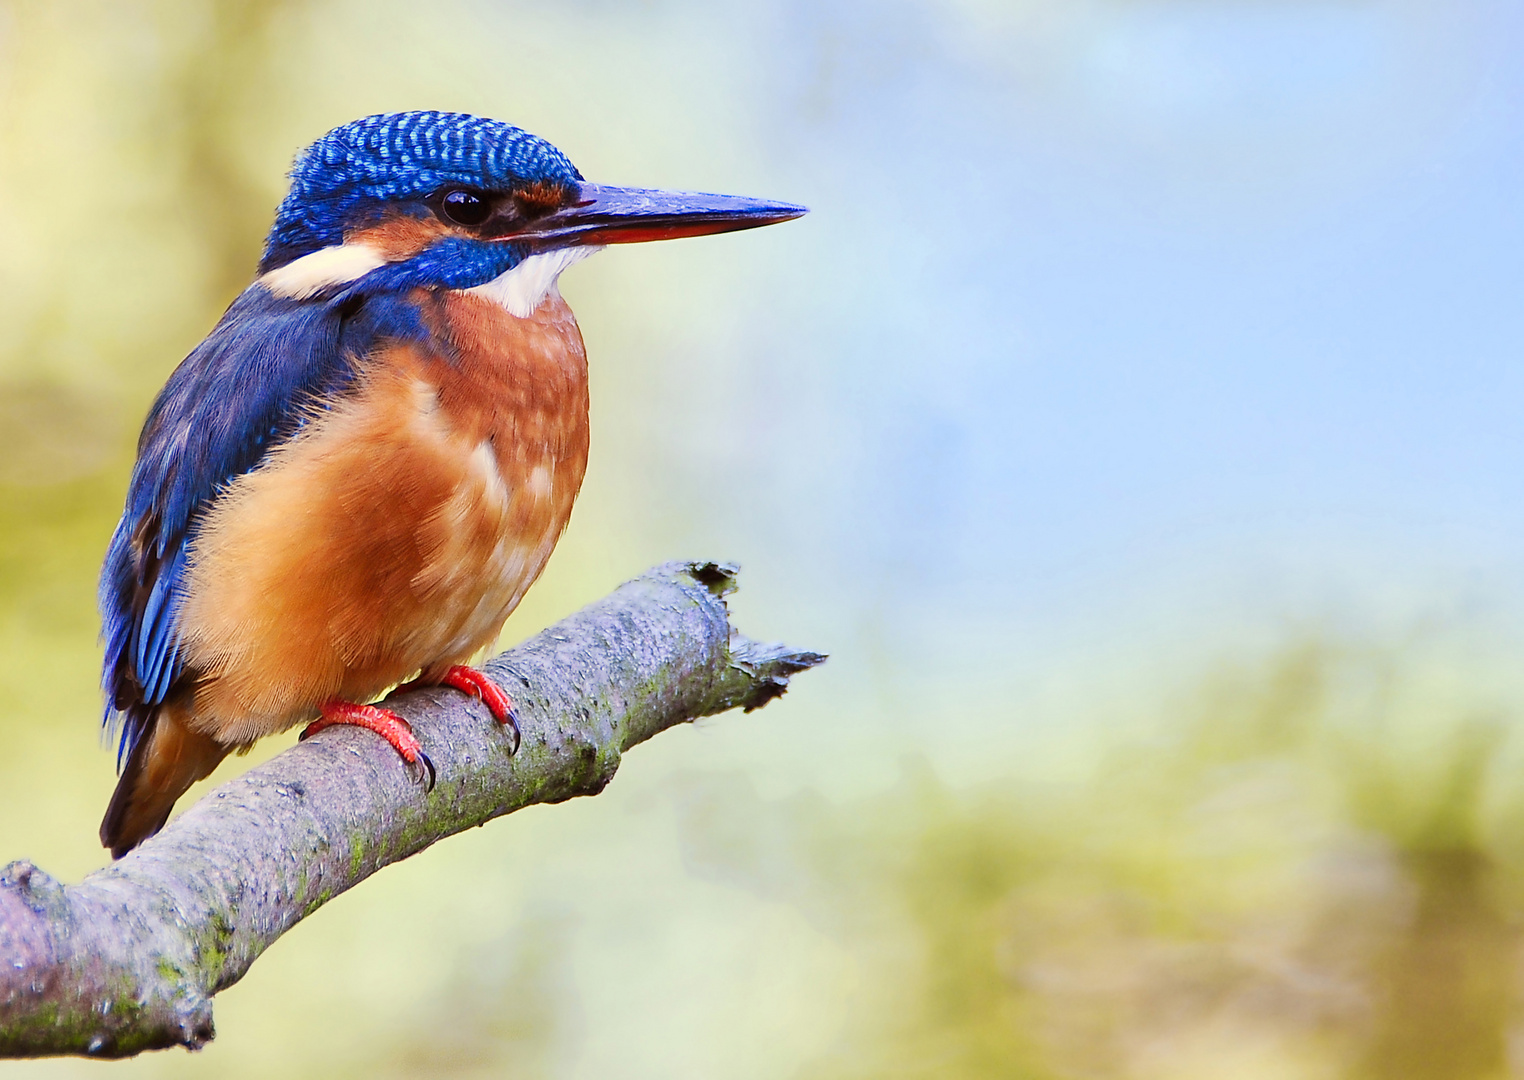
[440,665,521,754]
[440,666,516,723]
[300,701,436,790]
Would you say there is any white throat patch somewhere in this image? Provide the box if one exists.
[466,246,602,319]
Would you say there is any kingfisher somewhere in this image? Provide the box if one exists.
[97,111,804,857]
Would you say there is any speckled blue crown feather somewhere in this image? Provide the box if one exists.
[261,111,583,271]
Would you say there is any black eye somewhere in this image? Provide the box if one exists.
[438,188,491,227]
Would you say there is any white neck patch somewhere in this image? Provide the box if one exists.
[258,243,388,300]
[466,246,602,319]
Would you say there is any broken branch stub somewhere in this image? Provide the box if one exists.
[0,561,824,1058]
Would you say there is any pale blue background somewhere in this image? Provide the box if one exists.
[3,2,1522,1076]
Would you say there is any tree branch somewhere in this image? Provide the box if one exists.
[0,561,824,1058]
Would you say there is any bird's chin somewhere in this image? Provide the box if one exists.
[466,246,603,319]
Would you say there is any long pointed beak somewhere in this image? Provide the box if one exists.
[523,183,807,249]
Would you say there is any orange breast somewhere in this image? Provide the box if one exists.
[175,290,589,744]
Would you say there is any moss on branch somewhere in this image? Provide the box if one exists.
[0,561,823,1058]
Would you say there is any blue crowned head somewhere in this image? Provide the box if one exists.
[260,111,584,272]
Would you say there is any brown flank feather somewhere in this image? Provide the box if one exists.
[103,286,588,855]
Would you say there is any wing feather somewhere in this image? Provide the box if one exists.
[99,284,425,764]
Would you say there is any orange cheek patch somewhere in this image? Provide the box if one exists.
[346,214,457,261]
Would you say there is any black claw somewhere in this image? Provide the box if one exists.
[412,751,437,793]
[503,713,521,756]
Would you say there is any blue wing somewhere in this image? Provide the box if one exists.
[99,284,426,765]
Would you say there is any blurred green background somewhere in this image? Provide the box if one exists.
[4,0,1524,1076]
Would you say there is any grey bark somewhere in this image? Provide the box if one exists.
[0,561,823,1058]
